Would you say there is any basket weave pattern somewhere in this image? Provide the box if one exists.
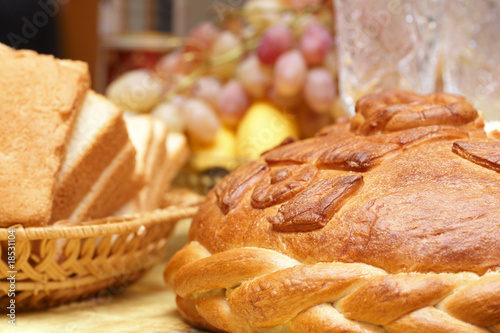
[0,205,197,311]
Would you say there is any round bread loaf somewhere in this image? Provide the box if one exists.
[165,90,500,333]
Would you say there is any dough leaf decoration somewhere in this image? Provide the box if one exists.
[215,161,268,214]
[352,90,479,135]
[452,141,500,173]
[251,165,318,209]
[317,139,400,171]
[268,175,363,232]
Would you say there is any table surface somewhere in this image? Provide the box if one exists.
[9,218,206,333]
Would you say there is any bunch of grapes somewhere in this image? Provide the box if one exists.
[106,0,340,171]
[150,0,338,144]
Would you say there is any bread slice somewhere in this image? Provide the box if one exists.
[114,115,177,215]
[123,113,154,183]
[69,140,142,221]
[50,91,129,222]
[0,45,90,226]
[113,114,155,214]
[138,118,169,211]
[116,130,190,215]
[151,132,190,210]
[164,132,190,188]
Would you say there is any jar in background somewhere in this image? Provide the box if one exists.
[442,0,500,121]
[335,0,443,114]
[96,0,181,92]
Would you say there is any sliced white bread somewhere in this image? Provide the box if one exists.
[69,140,140,221]
[50,91,129,222]
[150,132,190,210]
[138,118,169,211]
[164,132,190,188]
[113,114,155,215]
[124,113,154,181]
[117,130,189,215]
[115,115,178,215]
[0,44,90,226]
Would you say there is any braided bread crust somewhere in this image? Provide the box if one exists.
[165,242,500,332]
[165,91,500,332]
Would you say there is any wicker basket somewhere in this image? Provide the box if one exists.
[0,195,199,312]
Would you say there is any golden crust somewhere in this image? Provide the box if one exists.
[166,91,500,332]
[189,91,500,275]
[0,48,90,226]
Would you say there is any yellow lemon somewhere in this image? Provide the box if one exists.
[236,102,299,160]
[191,126,237,171]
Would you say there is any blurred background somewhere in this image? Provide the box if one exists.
[0,0,224,90]
[1,0,499,191]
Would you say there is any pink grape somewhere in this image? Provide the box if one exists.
[183,99,221,144]
[299,23,332,66]
[211,31,242,79]
[151,102,186,133]
[211,31,242,61]
[217,80,250,127]
[273,50,307,97]
[178,22,220,74]
[257,24,294,65]
[156,51,183,75]
[236,54,272,99]
[192,76,222,108]
[185,22,220,54]
[303,68,336,113]
[212,31,241,56]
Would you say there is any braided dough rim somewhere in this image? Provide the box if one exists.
[165,241,500,333]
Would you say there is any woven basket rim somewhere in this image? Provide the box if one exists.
[0,205,198,241]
